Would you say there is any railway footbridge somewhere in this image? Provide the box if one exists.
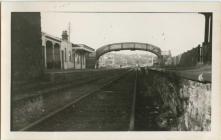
[87,42,163,68]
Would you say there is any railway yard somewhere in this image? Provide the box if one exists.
[11,68,211,131]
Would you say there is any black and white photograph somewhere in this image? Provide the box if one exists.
[1,1,221,140]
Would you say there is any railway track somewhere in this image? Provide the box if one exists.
[12,69,129,130]
[15,67,208,131]
[21,69,138,131]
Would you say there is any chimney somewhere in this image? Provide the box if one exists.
[62,30,68,41]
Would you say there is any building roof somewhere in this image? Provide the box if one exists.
[42,32,95,53]
[72,44,95,53]
[42,32,62,43]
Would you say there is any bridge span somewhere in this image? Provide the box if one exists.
[96,42,162,59]
[91,42,163,68]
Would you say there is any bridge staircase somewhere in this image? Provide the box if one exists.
[86,52,97,69]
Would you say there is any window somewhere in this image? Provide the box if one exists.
[69,51,71,61]
[77,54,80,64]
[64,48,67,61]
[82,55,85,65]
[75,54,78,62]
[72,51,75,62]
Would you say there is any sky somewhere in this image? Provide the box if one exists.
[41,12,205,56]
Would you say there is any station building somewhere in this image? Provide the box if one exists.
[41,31,95,70]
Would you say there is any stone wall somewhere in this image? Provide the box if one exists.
[144,70,211,130]
[177,80,211,130]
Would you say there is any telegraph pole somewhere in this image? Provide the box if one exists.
[68,22,71,42]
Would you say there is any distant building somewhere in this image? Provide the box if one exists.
[153,56,159,66]
[121,57,128,67]
[42,31,95,70]
[99,53,116,68]
[162,50,172,66]
[99,53,156,68]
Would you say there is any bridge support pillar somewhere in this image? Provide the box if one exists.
[95,61,99,69]
[201,13,212,45]
[43,45,47,69]
[200,12,212,64]
[158,55,164,66]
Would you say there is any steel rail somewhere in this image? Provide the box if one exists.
[129,69,138,131]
